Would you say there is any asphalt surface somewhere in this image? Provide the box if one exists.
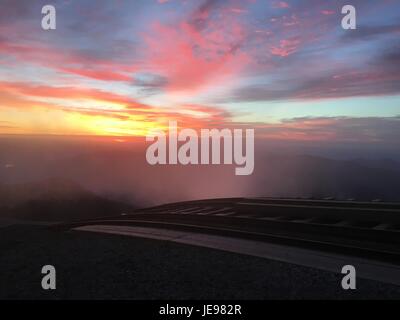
[67,197,400,264]
[1,224,400,299]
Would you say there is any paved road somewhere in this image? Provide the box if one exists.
[66,198,400,287]
[75,224,400,286]
[2,198,400,299]
[67,198,400,258]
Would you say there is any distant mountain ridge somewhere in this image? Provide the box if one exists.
[0,178,136,222]
[1,136,400,212]
[254,154,400,201]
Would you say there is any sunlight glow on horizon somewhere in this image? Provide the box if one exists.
[0,0,399,142]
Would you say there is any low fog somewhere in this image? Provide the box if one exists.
[0,135,400,220]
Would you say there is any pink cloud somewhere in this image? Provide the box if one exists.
[141,16,250,93]
[0,81,140,106]
[0,41,135,82]
[272,1,290,9]
[229,7,248,14]
[58,67,133,82]
[270,37,301,57]
[321,10,335,15]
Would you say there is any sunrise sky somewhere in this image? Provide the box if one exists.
[0,0,399,142]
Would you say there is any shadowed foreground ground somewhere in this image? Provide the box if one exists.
[1,225,400,300]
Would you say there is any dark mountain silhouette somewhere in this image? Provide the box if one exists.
[0,178,136,222]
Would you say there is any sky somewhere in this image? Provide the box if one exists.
[0,0,399,143]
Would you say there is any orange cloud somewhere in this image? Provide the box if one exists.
[0,80,234,136]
